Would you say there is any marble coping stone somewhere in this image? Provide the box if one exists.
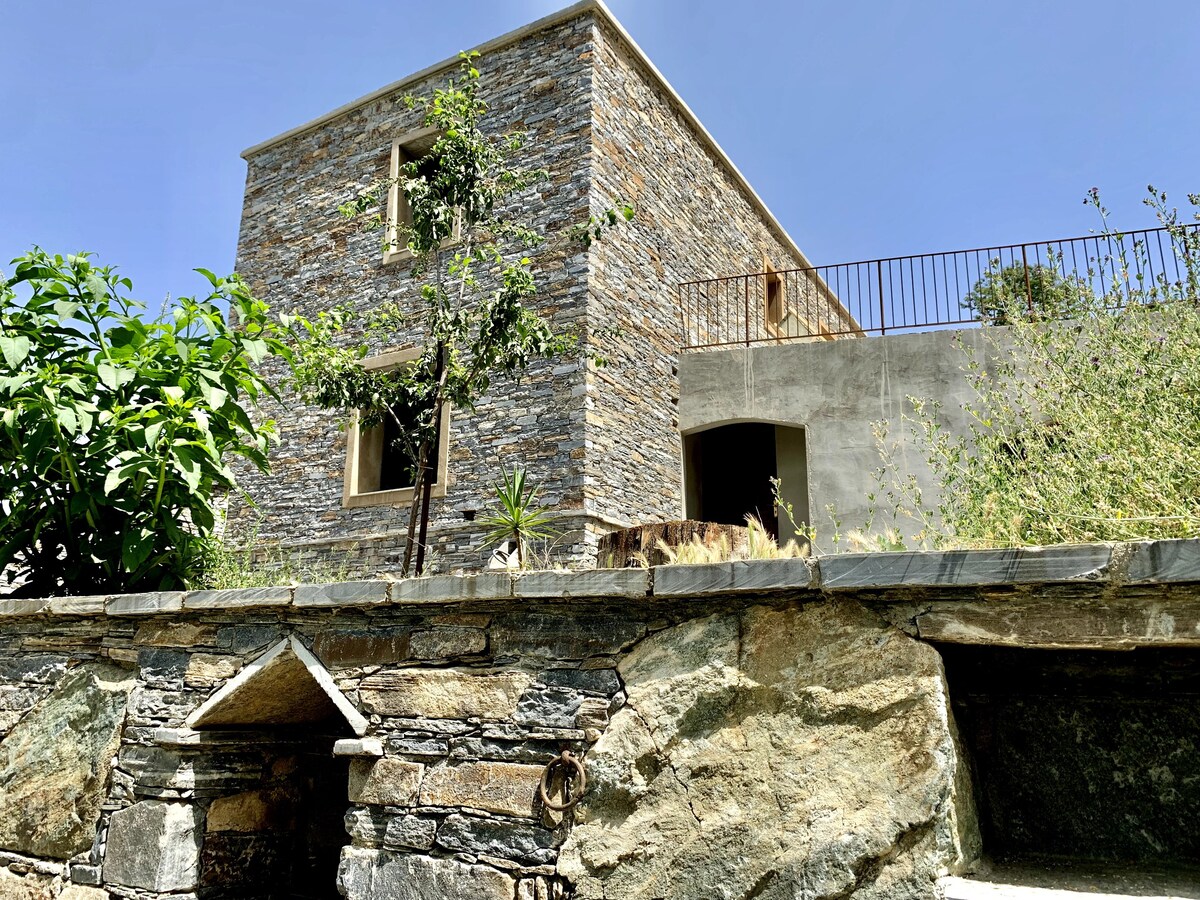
[6,540,1200,617]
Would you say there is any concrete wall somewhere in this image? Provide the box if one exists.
[678,326,1011,546]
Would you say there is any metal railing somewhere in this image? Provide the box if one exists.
[677,224,1200,350]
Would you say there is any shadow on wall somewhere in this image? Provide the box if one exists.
[682,422,809,539]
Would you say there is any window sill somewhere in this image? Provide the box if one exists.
[343,482,447,509]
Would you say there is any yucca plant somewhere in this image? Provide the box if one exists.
[479,467,556,568]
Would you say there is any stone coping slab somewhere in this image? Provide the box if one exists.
[5,539,1200,618]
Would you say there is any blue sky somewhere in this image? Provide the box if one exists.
[2,0,1198,307]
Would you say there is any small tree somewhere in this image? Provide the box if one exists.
[962,253,1095,325]
[285,55,630,576]
[0,250,287,596]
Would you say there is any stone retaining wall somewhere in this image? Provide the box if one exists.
[1,541,1199,899]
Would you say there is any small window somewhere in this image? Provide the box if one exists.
[342,348,450,508]
[762,258,789,338]
[383,127,458,265]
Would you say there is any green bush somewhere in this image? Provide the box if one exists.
[0,250,287,596]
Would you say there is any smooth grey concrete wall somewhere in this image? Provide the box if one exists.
[677,328,1009,547]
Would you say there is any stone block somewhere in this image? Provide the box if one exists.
[408,626,487,659]
[513,569,649,599]
[338,848,515,900]
[391,572,513,604]
[652,558,813,597]
[0,663,134,859]
[47,595,107,615]
[134,622,218,647]
[61,888,108,900]
[293,580,389,608]
[0,598,49,616]
[515,686,584,729]
[490,612,644,660]
[385,734,449,757]
[576,697,610,730]
[312,628,410,668]
[345,807,388,846]
[1126,539,1200,583]
[419,761,542,817]
[436,812,559,864]
[383,814,437,850]
[103,800,203,892]
[106,591,185,616]
[540,667,621,696]
[348,757,424,806]
[184,653,241,688]
[334,737,385,757]
[184,586,293,609]
[360,669,532,719]
[206,789,279,832]
[819,544,1114,590]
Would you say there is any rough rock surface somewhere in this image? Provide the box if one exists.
[103,800,204,892]
[338,848,515,900]
[0,662,133,859]
[557,601,978,900]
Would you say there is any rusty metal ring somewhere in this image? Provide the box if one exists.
[539,750,587,811]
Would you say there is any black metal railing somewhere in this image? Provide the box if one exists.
[677,224,1200,350]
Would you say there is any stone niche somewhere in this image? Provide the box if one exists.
[940,643,1200,878]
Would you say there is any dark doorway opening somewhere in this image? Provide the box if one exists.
[940,643,1200,885]
[684,422,808,538]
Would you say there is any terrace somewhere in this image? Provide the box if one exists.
[677,223,1200,350]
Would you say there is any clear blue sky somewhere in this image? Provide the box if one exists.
[2,0,1198,306]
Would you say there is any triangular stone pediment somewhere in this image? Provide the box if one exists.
[186,636,367,736]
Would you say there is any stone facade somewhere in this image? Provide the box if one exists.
[228,1,844,575]
[2,541,1200,898]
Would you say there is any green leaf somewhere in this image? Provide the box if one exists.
[0,334,31,369]
[162,385,185,404]
[242,338,268,363]
[97,363,135,390]
[56,406,78,434]
[104,467,128,495]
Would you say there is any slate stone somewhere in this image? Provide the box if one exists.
[0,662,133,859]
[1125,539,1200,584]
[391,573,512,604]
[216,624,282,654]
[348,758,424,806]
[383,815,437,850]
[419,761,542,817]
[338,848,515,900]
[407,626,486,659]
[384,734,449,757]
[0,654,68,684]
[490,612,644,660]
[513,569,649,599]
[515,686,584,729]
[540,668,621,696]
[818,544,1114,590]
[312,628,411,668]
[184,586,292,609]
[47,595,107,615]
[436,813,559,864]
[106,591,185,615]
[344,806,389,846]
[102,800,203,892]
[136,648,190,686]
[449,737,563,765]
[294,580,389,608]
[652,558,813,596]
[359,669,532,720]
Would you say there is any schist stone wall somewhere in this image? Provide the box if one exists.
[3,540,1200,899]
[228,0,840,577]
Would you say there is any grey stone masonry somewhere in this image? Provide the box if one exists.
[226,0,839,577]
[2,540,1200,898]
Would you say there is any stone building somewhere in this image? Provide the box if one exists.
[228,0,848,574]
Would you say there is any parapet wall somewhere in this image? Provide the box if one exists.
[1,540,1199,900]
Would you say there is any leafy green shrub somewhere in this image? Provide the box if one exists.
[891,188,1200,548]
[0,250,286,596]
